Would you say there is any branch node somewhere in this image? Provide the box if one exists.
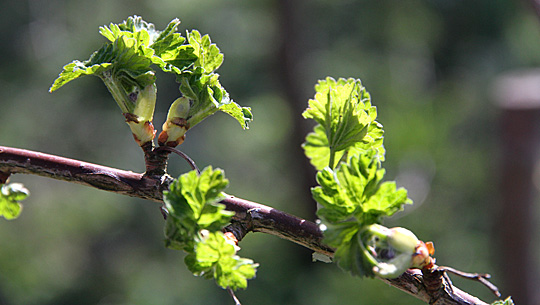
[142,142,170,177]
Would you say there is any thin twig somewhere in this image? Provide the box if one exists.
[227,287,242,305]
[155,146,200,173]
[438,266,501,297]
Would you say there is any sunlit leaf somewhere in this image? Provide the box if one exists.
[0,183,29,220]
[302,77,383,169]
[164,166,233,251]
[185,231,258,290]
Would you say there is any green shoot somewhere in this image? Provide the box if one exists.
[304,77,416,278]
[50,16,252,148]
[163,166,258,290]
[0,183,29,220]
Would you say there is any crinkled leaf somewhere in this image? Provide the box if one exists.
[331,230,375,277]
[177,69,252,130]
[150,20,196,74]
[491,297,514,305]
[164,166,233,250]
[49,45,114,92]
[314,151,402,224]
[302,77,378,168]
[219,102,253,130]
[51,16,251,139]
[185,231,258,290]
[0,183,29,220]
[303,123,385,171]
[49,34,156,109]
[322,221,359,248]
[312,168,358,223]
[361,181,411,221]
[187,30,224,73]
[100,15,160,43]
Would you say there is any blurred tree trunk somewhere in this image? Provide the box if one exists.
[276,0,318,219]
[495,70,540,305]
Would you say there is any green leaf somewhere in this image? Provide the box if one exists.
[302,77,378,168]
[313,151,408,224]
[331,229,376,277]
[185,231,258,290]
[51,15,251,147]
[187,30,224,73]
[303,123,385,171]
[312,168,358,223]
[150,20,196,74]
[491,297,514,305]
[219,102,253,130]
[164,166,234,250]
[50,25,157,95]
[361,181,410,221]
[0,183,29,220]
[99,15,160,43]
[164,167,258,290]
[176,70,252,130]
[49,45,114,93]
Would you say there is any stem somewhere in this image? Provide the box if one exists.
[99,71,134,114]
[329,148,336,169]
[227,287,242,305]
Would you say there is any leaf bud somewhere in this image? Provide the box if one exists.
[158,96,191,147]
[124,84,157,146]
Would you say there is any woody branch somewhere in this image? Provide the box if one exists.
[0,145,489,305]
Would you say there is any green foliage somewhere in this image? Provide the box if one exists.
[163,167,258,290]
[304,77,413,278]
[50,15,251,147]
[185,231,258,290]
[164,166,233,250]
[313,151,410,225]
[175,30,252,130]
[0,183,29,220]
[303,77,384,170]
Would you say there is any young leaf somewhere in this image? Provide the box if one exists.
[174,69,252,134]
[50,33,156,96]
[313,151,409,225]
[304,124,386,173]
[0,183,29,220]
[185,231,258,290]
[302,77,378,168]
[491,297,514,305]
[163,166,234,250]
[51,16,252,148]
[163,167,258,290]
[187,30,224,73]
[331,228,376,277]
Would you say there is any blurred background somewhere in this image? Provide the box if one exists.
[1,0,540,304]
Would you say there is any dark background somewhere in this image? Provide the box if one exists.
[1,1,540,304]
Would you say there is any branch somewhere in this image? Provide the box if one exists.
[0,145,492,305]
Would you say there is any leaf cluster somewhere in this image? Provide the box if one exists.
[0,183,29,220]
[50,15,251,131]
[303,77,412,277]
[163,167,258,290]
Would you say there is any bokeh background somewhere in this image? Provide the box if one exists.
[1,1,540,304]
